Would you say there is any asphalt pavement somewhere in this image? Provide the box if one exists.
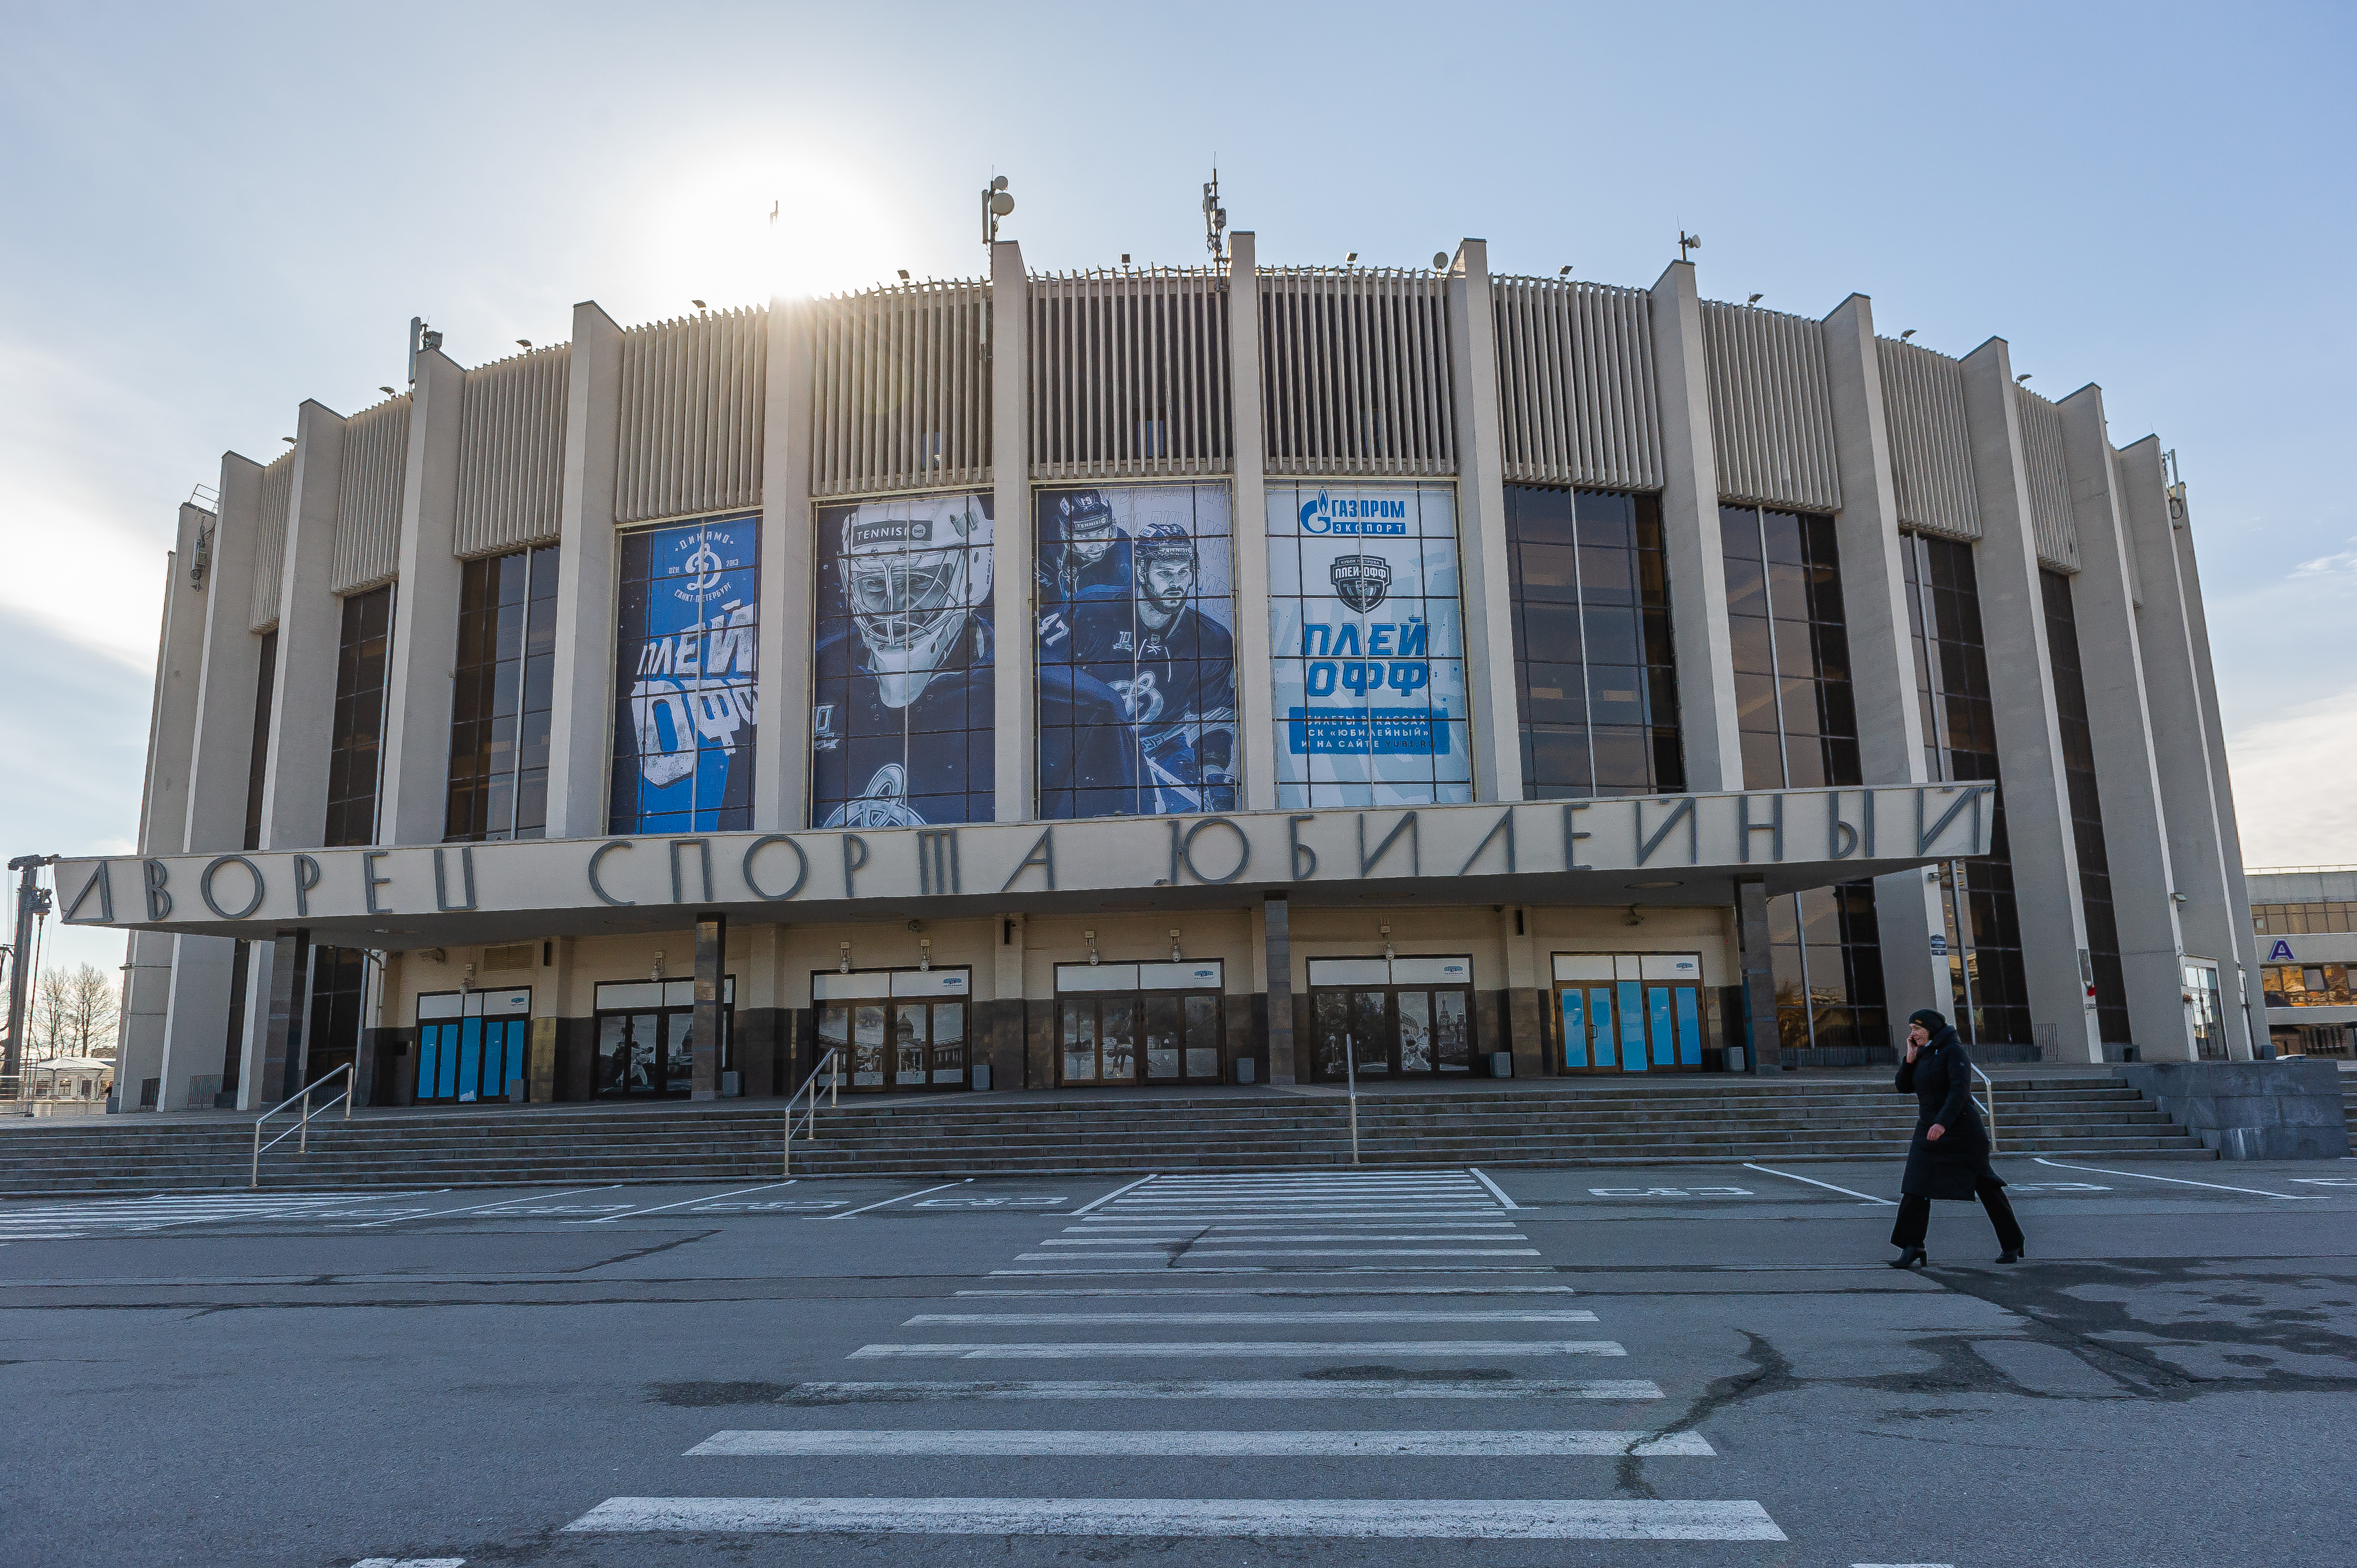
[4,1152,2355,1567]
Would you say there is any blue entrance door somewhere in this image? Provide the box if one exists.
[414,991,532,1102]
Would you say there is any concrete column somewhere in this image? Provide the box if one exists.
[531,938,570,1102]
[1956,342,2103,1062]
[1819,294,1950,1030]
[1736,879,1780,1071]
[991,912,1026,1090]
[989,240,1033,823]
[166,453,266,1107]
[1646,260,1743,791]
[233,939,273,1111]
[1498,905,1542,1077]
[257,927,311,1106]
[758,295,817,832]
[1442,239,1524,803]
[2051,383,2189,1059]
[692,911,725,1099]
[258,400,348,852]
[547,302,625,840]
[2114,436,2251,1059]
[122,507,213,1108]
[379,347,466,846]
[1224,233,1278,812]
[1263,891,1294,1085]
[2169,481,2268,1053]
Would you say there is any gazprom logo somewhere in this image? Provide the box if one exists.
[1300,489,1408,535]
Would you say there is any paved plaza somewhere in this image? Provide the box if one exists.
[5,1156,2355,1567]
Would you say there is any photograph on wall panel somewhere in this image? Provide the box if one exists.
[811,492,995,828]
[1035,483,1237,818]
[1267,482,1469,808]
[609,513,758,834]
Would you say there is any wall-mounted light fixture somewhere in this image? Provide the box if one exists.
[1380,923,1394,961]
[838,941,852,974]
[919,937,933,973]
[1084,930,1099,966]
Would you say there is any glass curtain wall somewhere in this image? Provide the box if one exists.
[445,544,559,841]
[2255,902,2357,935]
[323,586,393,847]
[1504,486,1683,798]
[1721,504,1886,1056]
[2040,568,2132,1044]
[1901,535,2030,1047]
[612,515,760,834]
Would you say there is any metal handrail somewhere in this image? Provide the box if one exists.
[781,1048,840,1177]
[1972,1062,1996,1153]
[250,1063,353,1188]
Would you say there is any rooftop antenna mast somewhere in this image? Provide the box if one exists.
[981,174,1015,249]
[406,316,442,384]
[1203,168,1228,262]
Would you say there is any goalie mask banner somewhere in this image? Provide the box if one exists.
[1035,483,1237,819]
[812,492,996,828]
[1267,482,1470,808]
[610,514,759,834]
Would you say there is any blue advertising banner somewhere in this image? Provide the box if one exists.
[1035,483,1237,818]
[1267,483,1470,808]
[609,514,759,834]
[812,493,996,827]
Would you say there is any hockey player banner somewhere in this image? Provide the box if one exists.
[1267,482,1471,808]
[1034,484,1237,818]
[610,514,759,834]
[812,492,996,828]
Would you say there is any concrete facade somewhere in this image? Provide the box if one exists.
[81,238,2254,1114]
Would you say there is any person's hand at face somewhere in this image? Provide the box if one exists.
[1905,1022,1928,1062]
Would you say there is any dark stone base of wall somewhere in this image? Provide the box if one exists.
[2117,1058,2351,1159]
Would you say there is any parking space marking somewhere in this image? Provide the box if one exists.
[1587,1187,1754,1199]
[344,1187,621,1227]
[825,1180,968,1220]
[565,1182,796,1224]
[1069,1174,1159,1216]
[2031,1158,2320,1199]
[1466,1168,1519,1209]
[1740,1164,1897,1205]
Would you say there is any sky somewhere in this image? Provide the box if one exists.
[2,0,2351,982]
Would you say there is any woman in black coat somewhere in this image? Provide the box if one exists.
[1890,1008,2024,1268]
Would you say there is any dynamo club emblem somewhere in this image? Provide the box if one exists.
[1329,554,1392,612]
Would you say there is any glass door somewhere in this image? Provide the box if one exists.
[415,989,531,1103]
[1304,956,1477,1083]
[1053,961,1228,1087]
[1553,955,1704,1074]
[591,978,736,1098]
[814,968,973,1092]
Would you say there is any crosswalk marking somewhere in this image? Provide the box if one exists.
[848,1340,1628,1359]
[563,1497,1787,1541]
[688,1428,1713,1456]
[758,1378,1665,1401]
[567,1165,1782,1551]
[903,1310,1599,1325]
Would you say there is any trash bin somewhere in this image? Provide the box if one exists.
[1236,1059,1257,1085]
[971,1063,993,1091]
[1488,1051,1512,1079]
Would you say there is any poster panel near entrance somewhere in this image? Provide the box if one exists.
[1267,483,1469,808]
[610,514,759,834]
[1035,484,1237,818]
[812,493,995,827]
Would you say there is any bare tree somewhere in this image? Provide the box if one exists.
[32,964,116,1059]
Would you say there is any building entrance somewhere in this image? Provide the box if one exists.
[1307,956,1475,1083]
[815,968,972,1091]
[415,988,532,1103]
[1054,960,1227,1086]
[1553,953,1704,1073]
[593,978,734,1098]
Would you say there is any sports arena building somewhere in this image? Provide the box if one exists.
[69,234,2262,1115]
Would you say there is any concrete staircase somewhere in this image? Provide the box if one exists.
[0,1073,2210,1194]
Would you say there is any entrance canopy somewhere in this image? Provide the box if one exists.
[55,785,1994,952]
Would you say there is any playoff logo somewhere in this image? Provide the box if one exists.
[1329,554,1392,612]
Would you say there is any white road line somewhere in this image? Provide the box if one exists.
[567,1182,797,1224]
[825,1180,967,1220]
[1069,1174,1159,1216]
[848,1340,1626,1360]
[989,1267,1558,1277]
[2031,1157,2319,1199]
[346,1187,621,1227]
[905,1311,1599,1326]
[1041,1235,1529,1245]
[765,1378,1661,1400]
[563,1497,1784,1540]
[689,1429,1708,1457]
[1014,1250,1541,1261]
[954,1286,1582,1297]
[1466,1168,1519,1209]
[1741,1164,1898,1205]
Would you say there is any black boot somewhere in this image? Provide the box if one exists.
[1888,1246,1927,1270]
[1996,1244,2024,1263]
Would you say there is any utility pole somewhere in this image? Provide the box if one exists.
[3,857,52,1081]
